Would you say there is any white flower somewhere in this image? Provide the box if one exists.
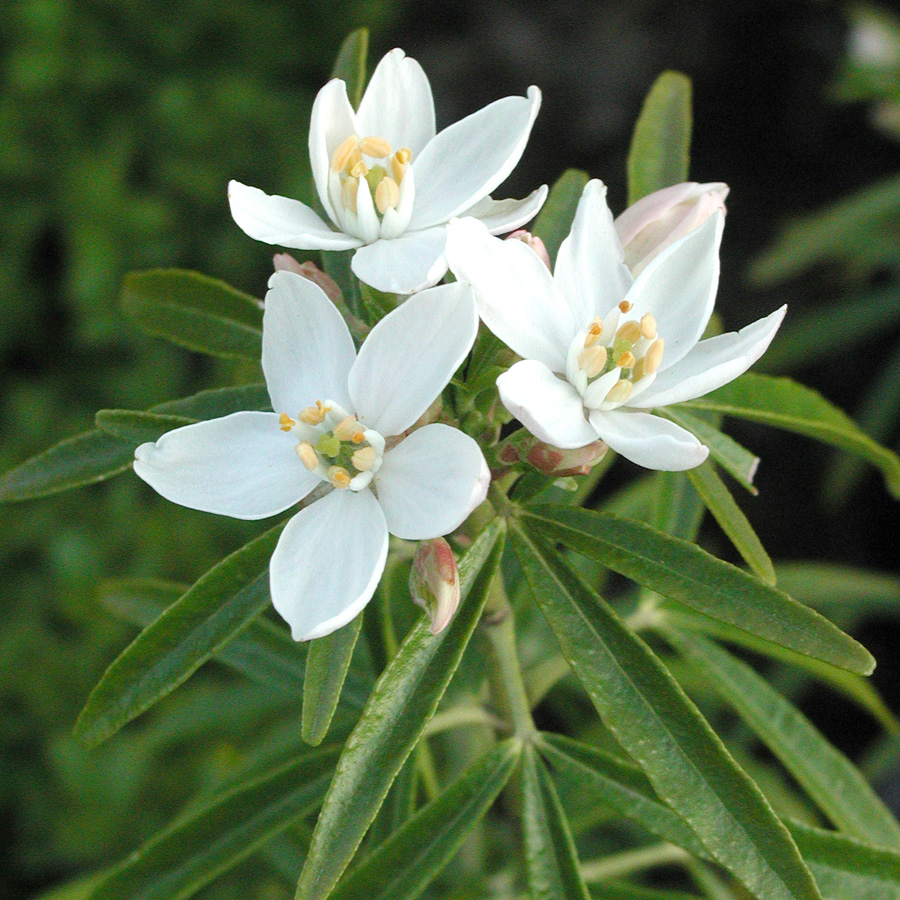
[133,272,489,640]
[228,48,547,295]
[445,179,786,472]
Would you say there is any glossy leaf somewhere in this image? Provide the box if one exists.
[330,740,520,900]
[521,504,873,674]
[303,612,364,746]
[295,519,506,900]
[683,373,900,499]
[510,523,822,900]
[532,168,591,264]
[521,743,591,900]
[665,629,900,849]
[91,748,338,900]
[121,269,263,360]
[627,71,692,204]
[75,524,284,747]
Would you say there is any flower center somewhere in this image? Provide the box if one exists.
[278,400,384,491]
[328,134,414,242]
[565,301,665,411]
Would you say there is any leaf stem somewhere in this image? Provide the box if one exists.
[580,843,689,883]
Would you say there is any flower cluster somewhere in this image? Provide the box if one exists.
[134,49,785,640]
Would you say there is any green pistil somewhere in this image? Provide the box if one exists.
[365,165,387,197]
[316,433,341,458]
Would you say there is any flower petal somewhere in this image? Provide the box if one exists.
[625,211,724,371]
[497,360,598,449]
[409,86,541,230]
[375,424,489,539]
[462,185,549,234]
[629,305,787,408]
[555,180,633,325]
[587,408,708,471]
[309,77,359,220]
[348,282,478,436]
[133,412,317,519]
[262,271,356,414]
[350,225,448,294]
[356,48,436,157]
[445,216,576,372]
[269,489,388,640]
[228,181,362,251]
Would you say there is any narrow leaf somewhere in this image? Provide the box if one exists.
[303,612,364,746]
[156,384,271,419]
[90,748,338,900]
[522,505,873,674]
[522,743,592,900]
[775,563,900,619]
[95,410,194,445]
[295,519,506,900]
[683,373,900,499]
[665,629,900,849]
[121,269,263,360]
[510,523,822,900]
[75,524,284,747]
[331,28,368,109]
[627,71,692,204]
[330,740,520,900]
[532,168,591,264]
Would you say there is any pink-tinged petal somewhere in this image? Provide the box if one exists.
[375,424,489,539]
[615,182,728,248]
[497,360,598,449]
[356,48,436,157]
[133,412,316,519]
[349,282,478,436]
[269,489,388,640]
[228,181,362,251]
[445,216,576,372]
[630,306,787,409]
[350,226,448,294]
[587,408,708,471]
[555,180,634,325]
[462,185,549,234]
[626,212,724,371]
[262,271,356,414]
[308,78,359,219]
[409,86,542,230]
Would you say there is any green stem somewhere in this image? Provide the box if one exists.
[580,843,689,883]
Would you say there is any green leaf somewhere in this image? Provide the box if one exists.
[331,28,368,109]
[330,740,520,900]
[664,629,900,850]
[121,269,263,360]
[155,384,271,418]
[685,462,775,583]
[295,519,506,900]
[521,743,592,900]
[74,524,284,747]
[90,748,338,900]
[774,563,900,619]
[95,410,194,444]
[510,523,822,900]
[589,884,704,900]
[521,505,873,674]
[303,612,364,746]
[683,373,900,500]
[788,820,900,900]
[627,71,692,204]
[652,471,705,542]
[532,168,590,264]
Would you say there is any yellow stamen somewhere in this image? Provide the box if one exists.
[333,415,360,441]
[328,466,352,489]
[351,446,378,471]
[616,320,642,344]
[299,401,329,425]
[640,313,657,340]
[296,442,318,470]
[605,379,633,404]
[374,176,400,214]
[583,318,604,347]
[358,135,392,158]
[391,147,411,183]
[350,159,369,179]
[279,413,296,432]
[644,338,664,375]
[351,431,365,444]
[331,135,359,173]
[577,344,607,378]
[632,359,645,381]
[618,300,633,313]
[615,350,636,369]
[341,177,359,214]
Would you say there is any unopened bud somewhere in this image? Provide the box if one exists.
[506,230,551,269]
[614,182,729,276]
[525,439,608,477]
[273,254,344,306]
[410,538,460,634]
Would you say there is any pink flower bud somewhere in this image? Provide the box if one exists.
[505,230,551,269]
[525,439,608,477]
[410,538,460,634]
[614,182,729,276]
[273,254,343,305]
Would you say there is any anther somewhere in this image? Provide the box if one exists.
[296,442,318,470]
[616,320,642,344]
[299,401,329,425]
[391,147,411,183]
[632,359,645,381]
[644,338,665,375]
[640,313,657,340]
[279,413,296,432]
[605,379,633,404]
[333,415,361,441]
[341,177,359,213]
[358,135,392,158]
[328,466,352,489]
[583,318,604,347]
[577,344,608,378]
[330,135,359,173]
[350,159,369,179]
[351,446,379,471]
[375,176,400,214]
[618,300,633,313]
[615,350,636,369]
[352,431,365,444]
